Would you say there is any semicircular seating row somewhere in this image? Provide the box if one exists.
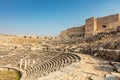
[25,53,81,78]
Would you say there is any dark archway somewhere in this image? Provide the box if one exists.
[102,25,107,28]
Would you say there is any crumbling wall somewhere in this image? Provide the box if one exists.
[85,14,120,35]
[60,30,66,36]
[60,26,85,36]
[85,17,97,35]
[96,14,120,33]
[60,14,120,36]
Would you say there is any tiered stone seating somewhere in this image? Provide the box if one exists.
[25,53,81,78]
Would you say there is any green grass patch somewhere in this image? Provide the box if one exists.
[0,70,20,80]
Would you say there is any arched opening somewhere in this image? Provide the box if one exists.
[102,25,107,28]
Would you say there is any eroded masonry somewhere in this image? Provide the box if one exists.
[0,14,120,80]
[60,14,120,36]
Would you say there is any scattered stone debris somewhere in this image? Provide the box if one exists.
[89,75,104,80]
[104,74,117,80]
[0,14,120,80]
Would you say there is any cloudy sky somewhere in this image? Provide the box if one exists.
[0,0,120,36]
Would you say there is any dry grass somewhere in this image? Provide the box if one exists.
[0,70,20,80]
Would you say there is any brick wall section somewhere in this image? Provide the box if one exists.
[96,14,120,33]
[85,17,97,35]
[60,25,85,36]
[60,14,120,36]
[60,30,66,36]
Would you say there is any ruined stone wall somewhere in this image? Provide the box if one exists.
[96,14,120,33]
[60,26,85,36]
[60,14,120,36]
[85,17,97,35]
[60,31,66,36]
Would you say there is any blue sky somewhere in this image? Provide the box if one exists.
[0,0,120,36]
